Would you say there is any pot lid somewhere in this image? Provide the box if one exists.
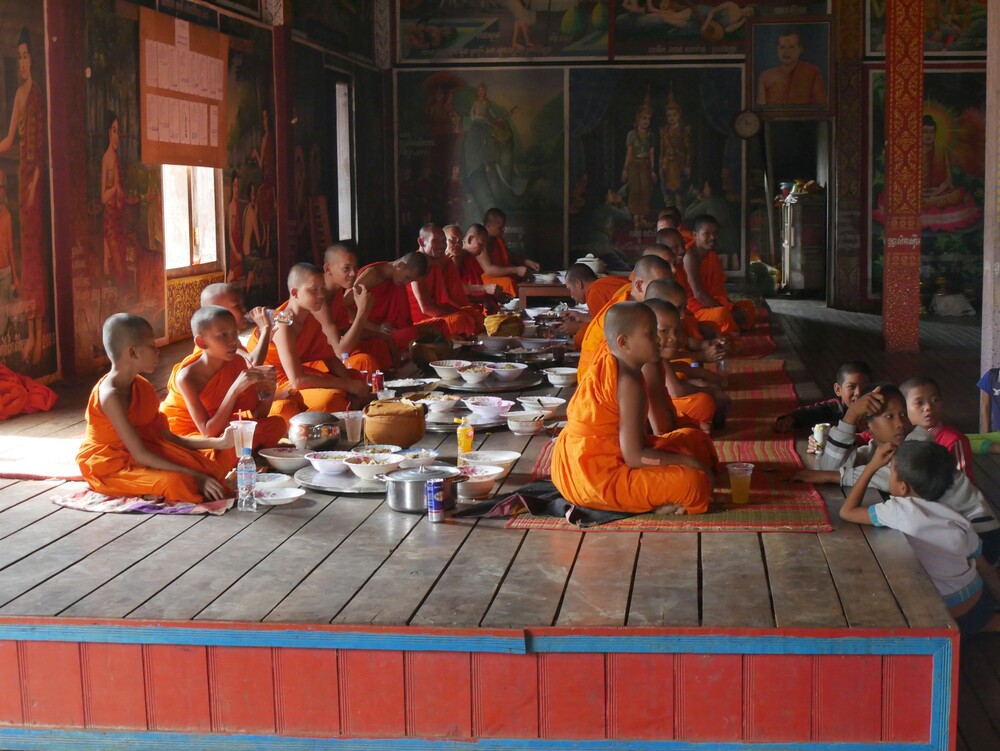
[289,411,338,426]
[384,464,462,482]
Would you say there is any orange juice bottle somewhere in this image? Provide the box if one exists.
[456,416,474,455]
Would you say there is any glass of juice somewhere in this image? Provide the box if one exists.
[727,462,754,504]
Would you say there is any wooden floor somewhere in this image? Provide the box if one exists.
[0,300,997,747]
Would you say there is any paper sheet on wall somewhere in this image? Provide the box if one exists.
[175,18,189,50]
[145,40,158,89]
[158,96,169,141]
[179,49,190,95]
[146,93,158,141]
[168,98,180,143]
[210,105,218,148]
[157,42,169,91]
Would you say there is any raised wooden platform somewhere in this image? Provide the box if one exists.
[0,304,984,749]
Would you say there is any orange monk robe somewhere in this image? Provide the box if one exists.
[160,352,286,469]
[457,252,485,287]
[674,258,754,335]
[76,375,229,504]
[329,287,393,372]
[669,377,716,426]
[551,344,716,514]
[360,263,448,349]
[573,276,630,350]
[577,284,631,378]
[480,236,518,297]
[248,300,358,422]
[406,257,484,338]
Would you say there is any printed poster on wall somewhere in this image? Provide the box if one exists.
[866,0,986,56]
[396,68,565,270]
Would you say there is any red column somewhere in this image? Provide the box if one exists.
[881,0,924,352]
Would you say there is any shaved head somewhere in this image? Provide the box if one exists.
[604,301,656,348]
[190,305,236,338]
[324,241,358,266]
[103,313,153,361]
[632,254,673,283]
[644,298,680,318]
[645,278,687,308]
[201,282,241,308]
[642,243,676,268]
[288,261,324,291]
[655,227,684,252]
[399,251,429,274]
[565,263,598,285]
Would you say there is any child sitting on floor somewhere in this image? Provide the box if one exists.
[76,314,232,504]
[159,306,286,470]
[901,376,974,481]
[968,365,1000,454]
[774,360,872,434]
[839,441,1000,638]
[798,382,1000,562]
[550,301,718,515]
[200,282,276,366]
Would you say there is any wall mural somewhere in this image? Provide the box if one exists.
[223,23,277,308]
[83,0,166,367]
[866,0,987,56]
[291,44,331,266]
[0,9,55,379]
[398,1,608,62]
[396,67,565,270]
[568,66,744,271]
[615,0,829,59]
[294,1,374,63]
[869,68,986,298]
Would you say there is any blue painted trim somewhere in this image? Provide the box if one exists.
[0,729,941,751]
[527,634,949,655]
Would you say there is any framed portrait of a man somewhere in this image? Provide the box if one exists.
[749,17,833,117]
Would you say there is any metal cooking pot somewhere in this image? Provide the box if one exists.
[376,464,463,514]
[288,411,341,450]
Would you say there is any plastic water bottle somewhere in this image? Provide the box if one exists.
[237,448,257,512]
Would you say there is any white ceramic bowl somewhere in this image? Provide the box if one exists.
[457,464,505,499]
[516,396,566,418]
[255,472,292,488]
[255,487,307,506]
[304,450,353,475]
[533,272,558,284]
[485,362,528,381]
[477,336,515,354]
[397,449,439,468]
[419,393,462,413]
[259,447,310,473]
[458,450,521,479]
[543,367,578,387]
[429,359,472,381]
[505,410,546,435]
[344,453,405,480]
[463,397,515,421]
[351,444,401,455]
[458,364,494,384]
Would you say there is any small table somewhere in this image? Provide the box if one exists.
[518,282,573,308]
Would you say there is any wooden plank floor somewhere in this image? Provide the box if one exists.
[0,301,997,746]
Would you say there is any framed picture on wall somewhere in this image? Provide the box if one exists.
[865,0,986,57]
[748,17,833,118]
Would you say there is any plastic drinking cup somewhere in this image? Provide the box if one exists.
[230,420,257,457]
[377,390,396,400]
[255,365,276,399]
[727,462,754,504]
[812,422,831,451]
[344,411,364,443]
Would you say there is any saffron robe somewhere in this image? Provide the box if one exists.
[573,276,630,350]
[160,352,286,468]
[329,287,393,372]
[551,344,716,514]
[361,262,447,349]
[677,251,756,333]
[406,257,483,337]
[480,236,518,297]
[77,375,229,504]
[578,284,631,378]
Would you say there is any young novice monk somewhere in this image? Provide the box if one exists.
[839,441,1000,638]
[160,306,285,469]
[450,223,507,313]
[76,314,231,504]
[249,263,371,422]
[551,302,716,515]
[200,282,274,366]
[774,360,872,433]
[561,263,629,349]
[901,376,974,481]
[407,223,483,337]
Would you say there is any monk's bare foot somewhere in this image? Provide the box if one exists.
[653,504,686,516]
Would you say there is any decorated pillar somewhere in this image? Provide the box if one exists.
[881,0,924,352]
[981,6,1000,420]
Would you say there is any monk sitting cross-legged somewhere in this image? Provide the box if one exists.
[551,302,717,515]
[248,262,371,423]
[477,207,539,297]
[76,314,232,504]
[447,223,507,314]
[577,254,674,378]
[561,263,629,350]
[160,306,286,470]
[675,214,756,334]
[352,251,446,355]
[406,223,484,338]
[313,240,393,373]
[200,282,275,366]
[651,278,728,367]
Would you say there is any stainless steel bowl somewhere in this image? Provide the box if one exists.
[377,464,463,514]
[288,412,342,450]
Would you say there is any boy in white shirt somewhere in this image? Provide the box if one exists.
[840,441,1000,638]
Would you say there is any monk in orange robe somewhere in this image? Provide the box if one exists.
[406,223,484,337]
[654,278,728,365]
[680,215,756,334]
[656,209,694,251]
[200,282,274,367]
[248,263,371,423]
[551,302,716,514]
[76,314,231,504]
[160,306,285,470]
[578,255,673,378]
[352,252,445,352]
[313,241,393,372]
[448,223,507,314]
[477,207,540,296]
[562,263,629,350]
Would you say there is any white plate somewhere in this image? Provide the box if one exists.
[255,487,307,506]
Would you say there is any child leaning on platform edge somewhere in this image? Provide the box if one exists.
[797,382,1000,563]
[839,441,1000,638]
[773,359,872,434]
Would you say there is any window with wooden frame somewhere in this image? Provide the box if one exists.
[162,164,223,277]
